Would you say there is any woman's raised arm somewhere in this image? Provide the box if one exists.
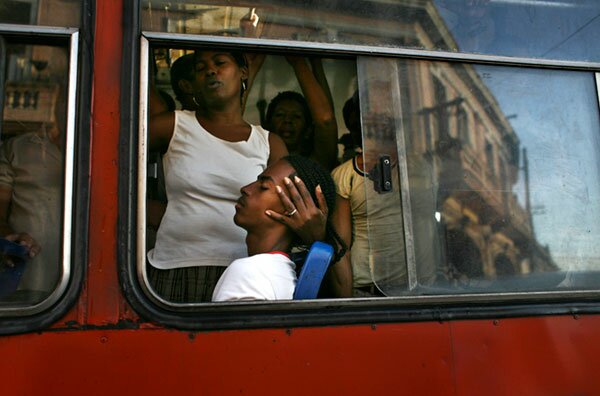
[286,56,338,170]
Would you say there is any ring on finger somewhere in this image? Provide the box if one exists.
[286,208,298,217]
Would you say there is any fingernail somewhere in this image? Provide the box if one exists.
[316,185,322,193]
[284,177,291,185]
[276,186,282,193]
[294,176,301,183]
[265,210,272,216]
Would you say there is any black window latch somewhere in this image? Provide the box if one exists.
[368,155,393,194]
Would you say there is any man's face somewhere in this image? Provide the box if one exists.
[269,99,308,151]
[234,160,294,230]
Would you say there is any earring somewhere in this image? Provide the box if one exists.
[241,80,247,92]
[192,96,200,107]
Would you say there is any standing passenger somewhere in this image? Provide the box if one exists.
[331,96,405,297]
[331,95,438,297]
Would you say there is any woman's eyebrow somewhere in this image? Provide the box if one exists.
[212,53,231,60]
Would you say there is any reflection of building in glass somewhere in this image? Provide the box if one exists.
[141,0,460,50]
[142,0,600,63]
[4,82,59,135]
[1,0,76,136]
[388,7,559,280]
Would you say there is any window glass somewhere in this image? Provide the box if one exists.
[0,0,80,27]
[141,41,600,305]
[141,0,600,63]
[356,57,439,295]
[359,56,600,296]
[0,40,67,306]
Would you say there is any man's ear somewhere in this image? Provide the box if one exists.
[178,79,193,94]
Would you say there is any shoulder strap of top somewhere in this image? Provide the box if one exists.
[251,124,270,145]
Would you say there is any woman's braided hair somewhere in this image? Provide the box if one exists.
[283,155,347,262]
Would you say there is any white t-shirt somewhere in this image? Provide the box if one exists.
[148,110,270,269]
[212,253,297,302]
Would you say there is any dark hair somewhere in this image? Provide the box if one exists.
[170,53,195,100]
[342,92,362,147]
[229,51,248,69]
[283,155,347,262]
[342,96,359,129]
[193,48,248,68]
[265,91,313,155]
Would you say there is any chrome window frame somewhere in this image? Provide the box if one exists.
[137,31,600,312]
[0,24,78,317]
[0,36,6,137]
[596,73,600,110]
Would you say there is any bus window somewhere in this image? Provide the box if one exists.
[358,56,600,296]
[126,1,600,328]
[138,46,600,307]
[0,32,77,313]
[140,1,600,63]
[140,44,357,305]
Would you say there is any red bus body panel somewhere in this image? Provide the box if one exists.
[2,2,600,396]
[1,317,600,395]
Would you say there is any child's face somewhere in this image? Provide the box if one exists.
[234,159,294,230]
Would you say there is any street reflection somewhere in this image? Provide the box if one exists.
[142,0,600,63]
[360,56,600,295]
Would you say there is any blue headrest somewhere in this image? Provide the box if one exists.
[293,241,334,300]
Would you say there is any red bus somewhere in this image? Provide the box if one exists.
[1,0,600,394]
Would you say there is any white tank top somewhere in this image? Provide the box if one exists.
[148,110,270,269]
